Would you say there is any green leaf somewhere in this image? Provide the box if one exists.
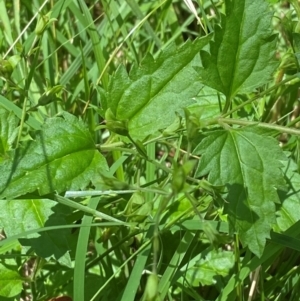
[194,128,285,256]
[106,35,212,140]
[0,108,18,160]
[183,249,234,286]
[0,112,108,199]
[0,199,72,266]
[276,159,300,232]
[0,265,23,298]
[196,0,277,99]
[188,86,225,121]
[0,95,41,130]
[121,191,152,222]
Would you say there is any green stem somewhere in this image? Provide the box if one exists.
[221,73,300,118]
[64,186,169,198]
[90,239,152,301]
[55,194,132,226]
[218,117,300,136]
[146,143,156,203]
[222,95,231,114]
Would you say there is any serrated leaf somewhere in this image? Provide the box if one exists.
[276,160,300,232]
[0,265,23,298]
[0,108,18,159]
[183,249,234,286]
[194,128,286,256]
[106,36,212,140]
[0,199,72,266]
[197,0,277,99]
[0,112,108,199]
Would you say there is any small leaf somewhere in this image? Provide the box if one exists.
[0,59,13,78]
[162,113,182,136]
[106,35,212,140]
[35,11,56,36]
[194,127,286,256]
[105,108,128,136]
[171,161,195,193]
[0,112,108,199]
[197,0,278,99]
[122,192,151,222]
[0,265,23,298]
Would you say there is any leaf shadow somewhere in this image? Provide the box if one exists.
[19,202,72,262]
[224,183,260,227]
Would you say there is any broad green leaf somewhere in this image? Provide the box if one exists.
[0,265,23,298]
[0,112,107,199]
[0,199,72,266]
[106,35,212,140]
[194,128,286,256]
[276,160,300,232]
[0,108,18,160]
[196,0,277,99]
[182,249,234,286]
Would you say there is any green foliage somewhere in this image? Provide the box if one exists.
[276,160,300,231]
[183,249,235,286]
[194,128,286,256]
[105,35,212,140]
[0,199,71,265]
[0,0,300,301]
[0,108,18,159]
[0,265,23,298]
[0,112,107,199]
[197,0,278,102]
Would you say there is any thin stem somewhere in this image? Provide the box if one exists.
[3,0,48,59]
[218,117,300,136]
[221,73,300,118]
[16,39,42,147]
[55,194,132,226]
[64,186,169,198]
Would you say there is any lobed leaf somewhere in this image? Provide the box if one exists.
[0,112,108,199]
[194,127,286,256]
[196,0,278,100]
[106,35,212,140]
